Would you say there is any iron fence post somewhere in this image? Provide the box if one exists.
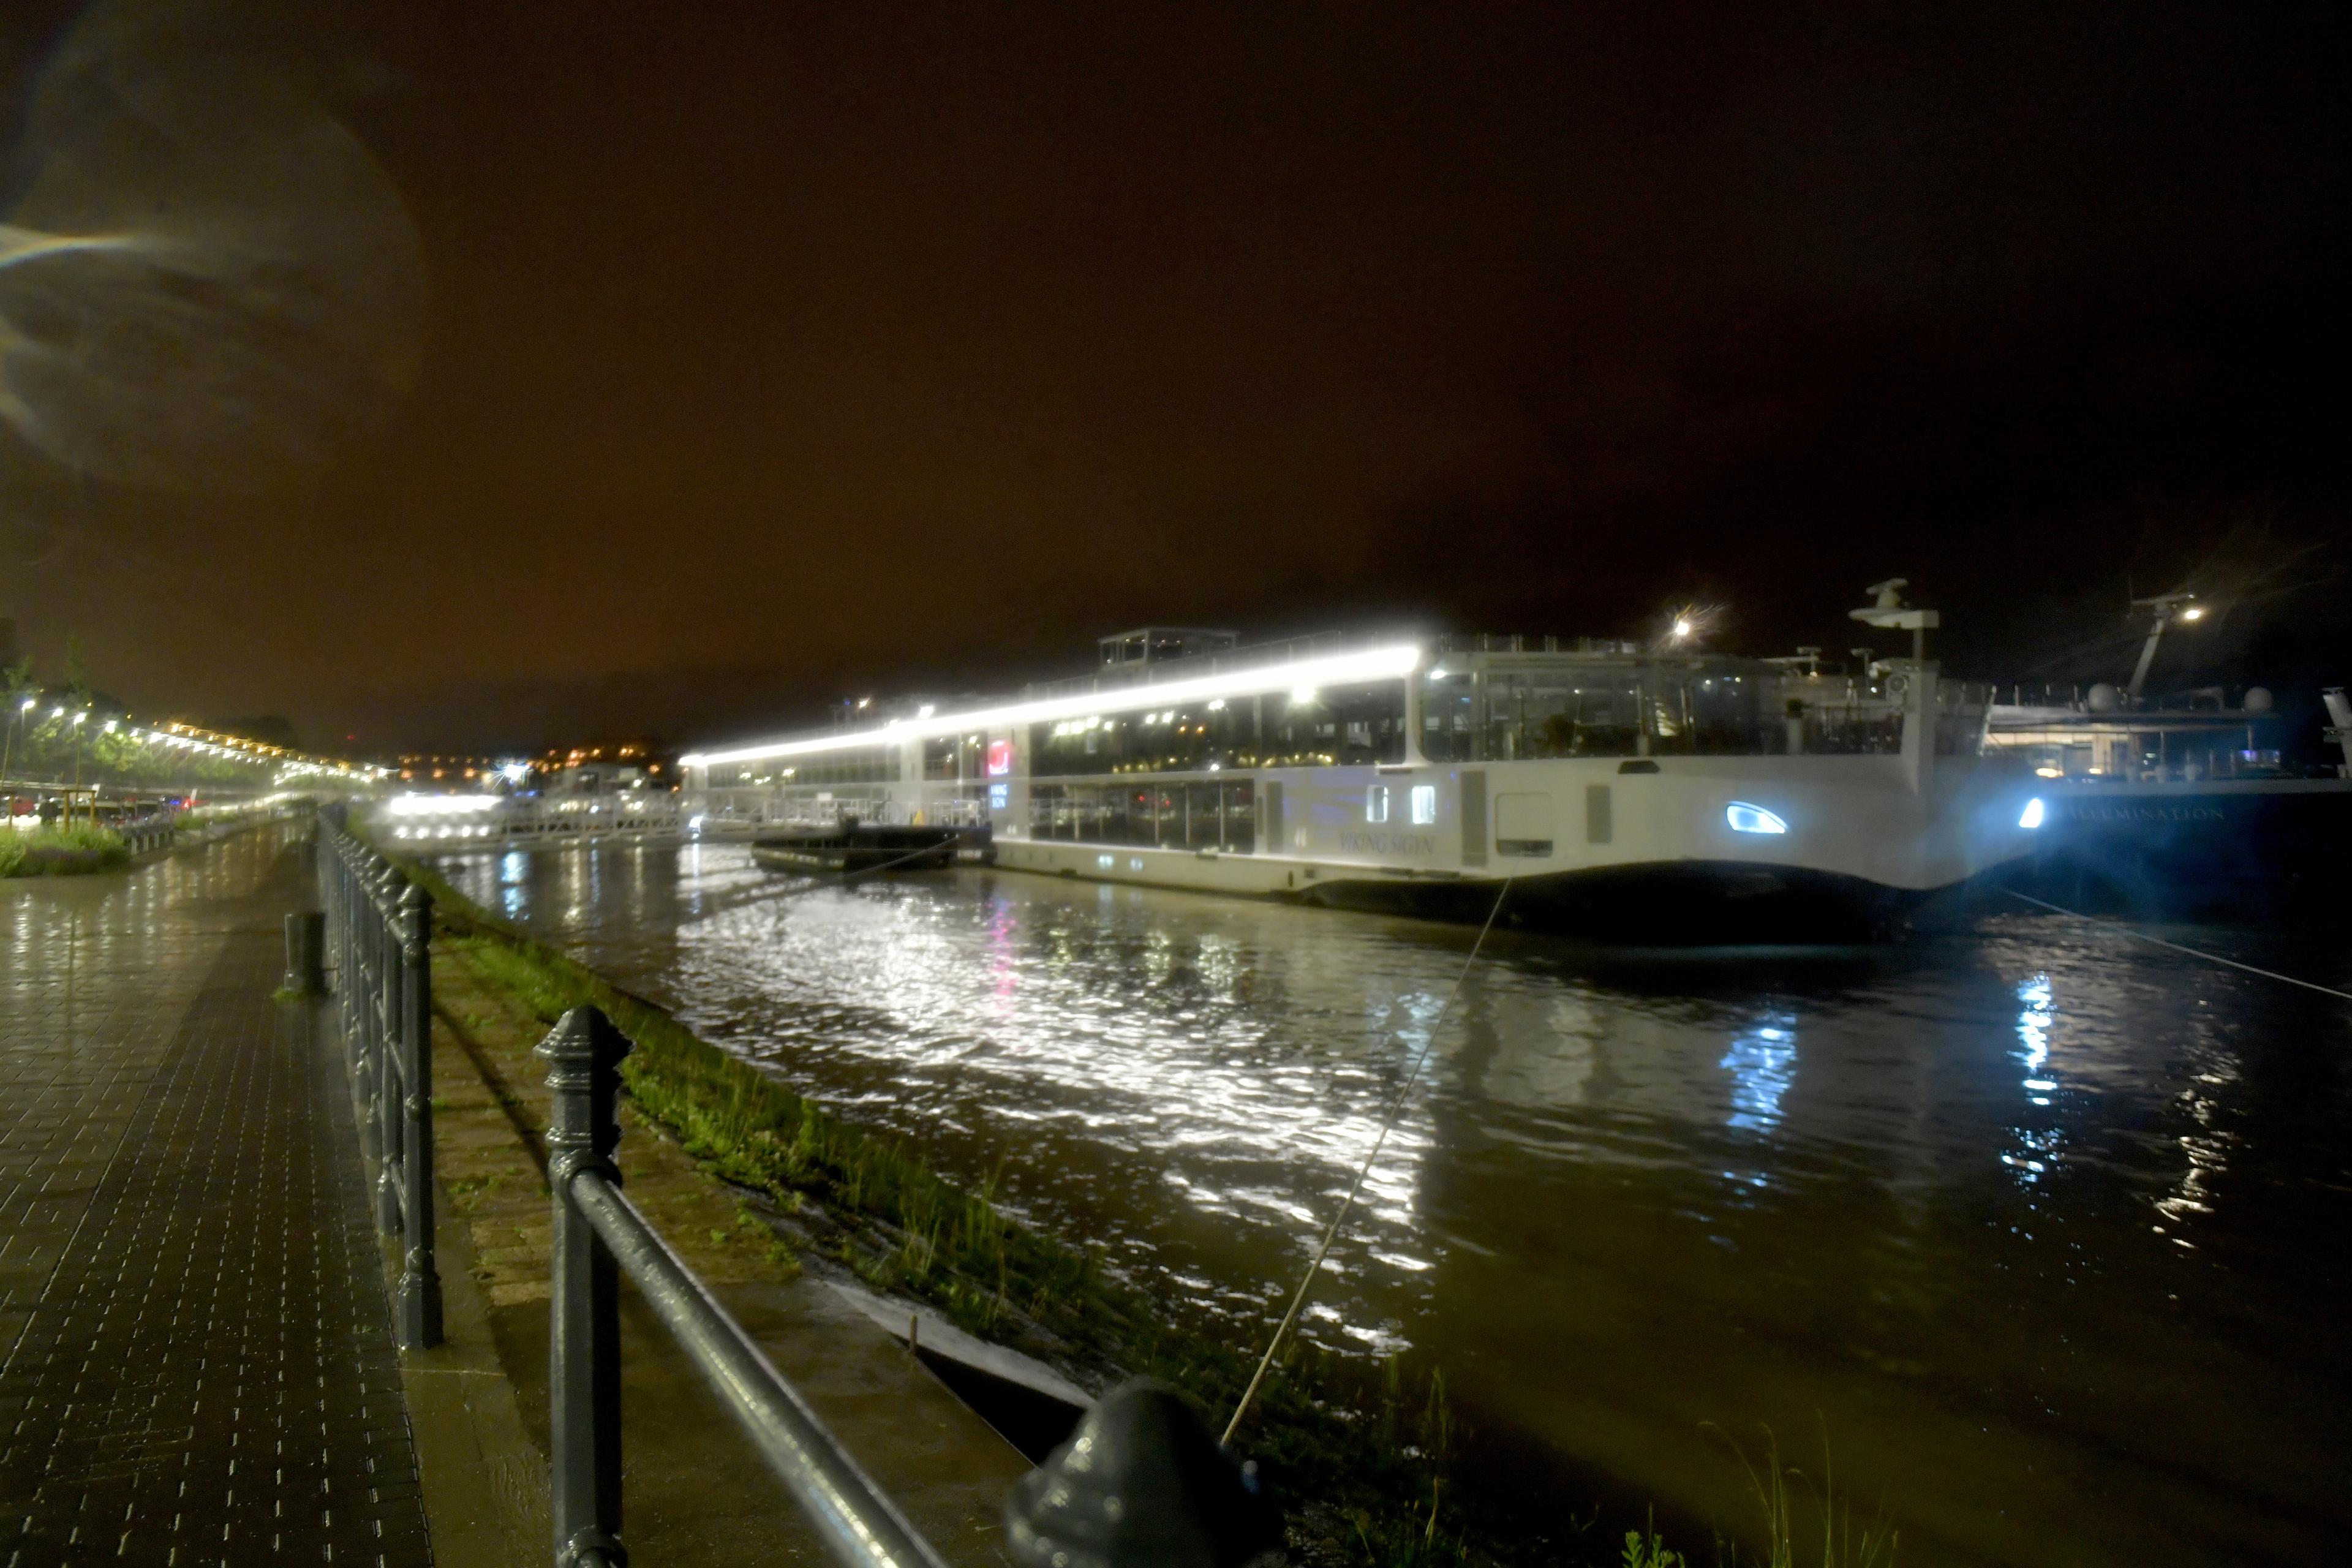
[398,883,445,1348]
[541,1006,633,1568]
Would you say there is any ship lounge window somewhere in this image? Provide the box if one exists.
[719,747,890,787]
[1030,780,1256,852]
[1028,678,1404,775]
[1263,680,1406,767]
[1366,785,1390,823]
[923,734,986,781]
[1649,673,1768,755]
[1420,669,1476,761]
[1477,670,1643,760]
[1409,784,1437,825]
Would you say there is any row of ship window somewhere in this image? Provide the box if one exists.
[1027,780,1441,852]
[1030,680,1411,775]
[1035,671,1804,773]
[1030,782,1259,852]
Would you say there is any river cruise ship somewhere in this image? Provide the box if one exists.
[370,769,686,848]
[1980,679,2352,913]
[681,614,2049,941]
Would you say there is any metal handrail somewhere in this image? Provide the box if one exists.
[573,1173,949,1568]
[316,805,444,1350]
[300,816,1276,1564]
[534,1002,1271,1568]
[537,1005,943,1568]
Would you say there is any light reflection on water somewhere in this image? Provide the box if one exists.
[435,843,2352,1567]
[1721,1017,1796,1133]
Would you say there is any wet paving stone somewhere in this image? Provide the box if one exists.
[0,826,431,1566]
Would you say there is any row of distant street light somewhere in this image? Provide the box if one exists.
[2,688,390,787]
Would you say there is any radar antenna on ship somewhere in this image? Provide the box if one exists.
[1849,579,1939,662]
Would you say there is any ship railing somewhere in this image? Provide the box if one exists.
[1770,673,1904,756]
[1428,632,1644,655]
[1935,679,1994,757]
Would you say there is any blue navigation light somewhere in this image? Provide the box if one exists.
[2019,796,2046,829]
[1725,802,1787,835]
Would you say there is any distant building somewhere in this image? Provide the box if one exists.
[395,752,506,784]
[533,743,675,787]
[551,762,653,794]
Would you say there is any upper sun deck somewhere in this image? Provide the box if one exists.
[682,633,1423,769]
[682,630,1825,774]
[1021,630,1777,703]
[1020,630,1405,703]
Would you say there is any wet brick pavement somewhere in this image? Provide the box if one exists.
[0,823,432,1566]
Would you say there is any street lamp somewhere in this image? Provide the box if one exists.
[1,696,34,783]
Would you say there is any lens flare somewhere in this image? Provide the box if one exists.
[0,0,426,496]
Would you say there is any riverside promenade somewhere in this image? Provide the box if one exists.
[0,821,431,1566]
[2,817,1038,1568]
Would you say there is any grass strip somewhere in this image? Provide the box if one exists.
[0,824,129,876]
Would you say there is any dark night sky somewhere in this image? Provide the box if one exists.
[2,1,2345,753]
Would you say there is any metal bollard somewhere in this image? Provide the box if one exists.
[1003,1381,1280,1568]
[282,911,326,995]
[541,1006,633,1568]
[397,883,444,1348]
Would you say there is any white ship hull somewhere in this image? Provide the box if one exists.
[989,755,2032,940]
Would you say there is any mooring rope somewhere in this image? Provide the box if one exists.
[1221,876,1516,1446]
[2003,888,2352,1004]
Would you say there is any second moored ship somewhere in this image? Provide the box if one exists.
[682,593,2046,942]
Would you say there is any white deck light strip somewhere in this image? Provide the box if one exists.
[680,642,1423,769]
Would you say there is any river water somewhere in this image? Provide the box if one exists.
[434,843,2352,1565]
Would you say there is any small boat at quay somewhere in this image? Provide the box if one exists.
[748,822,979,875]
[681,589,2049,943]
